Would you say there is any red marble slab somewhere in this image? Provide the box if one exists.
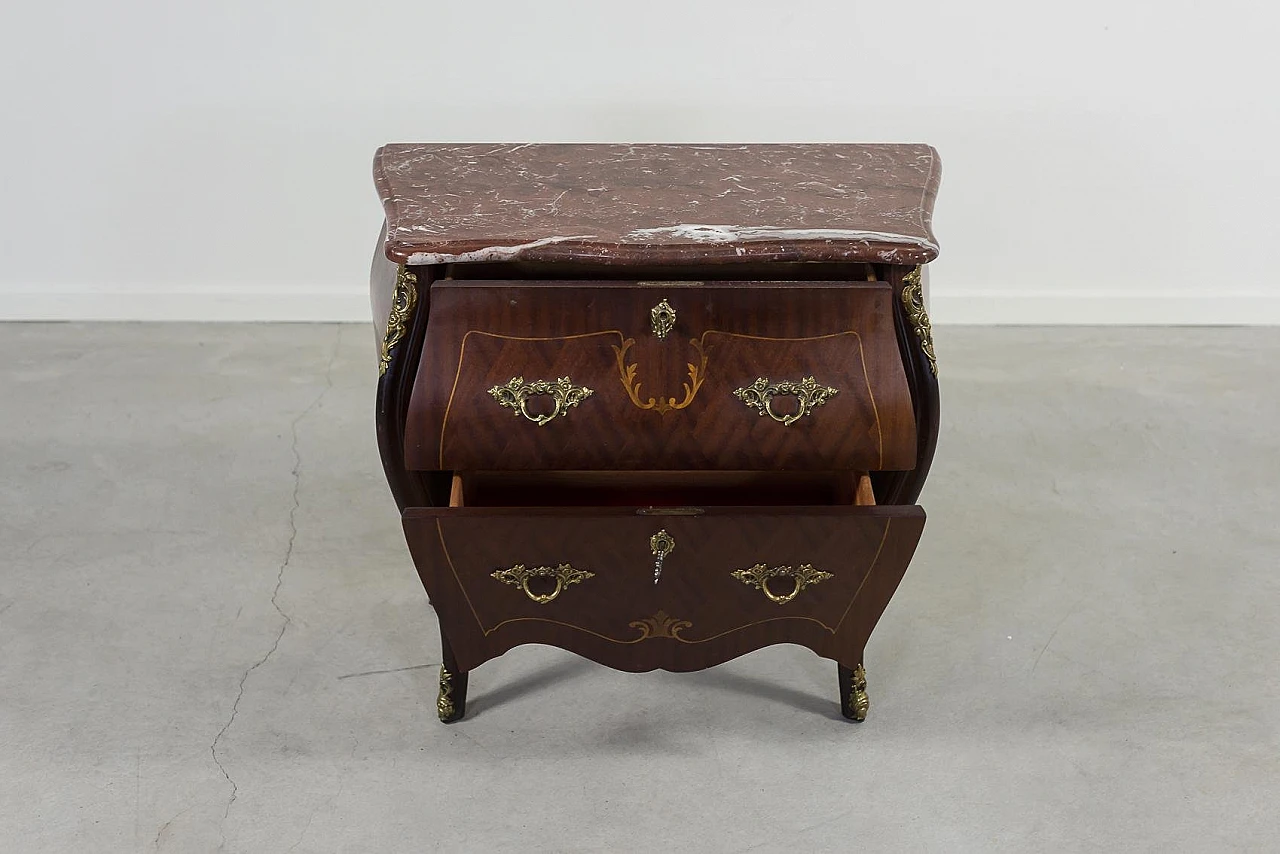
[374,143,941,267]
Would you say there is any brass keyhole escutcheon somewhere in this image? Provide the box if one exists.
[650,529,675,585]
[650,299,676,339]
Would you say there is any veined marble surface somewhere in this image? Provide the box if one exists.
[374,143,941,266]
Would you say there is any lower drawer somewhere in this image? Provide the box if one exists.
[401,475,924,673]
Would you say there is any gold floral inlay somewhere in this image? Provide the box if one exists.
[629,610,692,640]
[613,338,707,414]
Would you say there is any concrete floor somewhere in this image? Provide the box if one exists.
[1,324,1277,852]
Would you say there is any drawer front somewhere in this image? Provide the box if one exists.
[402,504,924,673]
[404,281,916,472]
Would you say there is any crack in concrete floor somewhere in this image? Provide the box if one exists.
[207,326,342,849]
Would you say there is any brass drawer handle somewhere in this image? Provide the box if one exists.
[491,563,594,604]
[732,376,838,426]
[731,563,834,605]
[488,376,594,426]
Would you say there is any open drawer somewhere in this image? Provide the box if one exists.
[401,473,924,673]
[403,280,917,472]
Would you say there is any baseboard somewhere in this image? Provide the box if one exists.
[2,288,1278,325]
[931,290,1280,325]
[0,290,372,322]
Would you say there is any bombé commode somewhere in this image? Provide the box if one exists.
[369,143,941,723]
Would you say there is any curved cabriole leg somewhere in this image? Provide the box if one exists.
[437,631,468,723]
[838,663,869,722]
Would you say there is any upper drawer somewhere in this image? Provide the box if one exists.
[404,281,916,472]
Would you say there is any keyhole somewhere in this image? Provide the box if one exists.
[650,529,674,585]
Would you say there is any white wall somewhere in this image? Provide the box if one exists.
[1,0,1277,323]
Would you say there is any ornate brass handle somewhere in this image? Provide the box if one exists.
[488,376,594,426]
[731,563,834,605]
[491,563,594,604]
[732,376,838,426]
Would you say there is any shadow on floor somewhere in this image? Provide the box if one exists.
[689,669,847,722]
[465,654,846,722]
[465,657,596,718]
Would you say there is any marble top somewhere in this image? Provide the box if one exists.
[374,143,941,266]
